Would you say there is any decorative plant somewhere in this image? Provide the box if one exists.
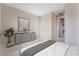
[3,27,14,43]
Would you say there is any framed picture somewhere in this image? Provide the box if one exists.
[18,17,30,32]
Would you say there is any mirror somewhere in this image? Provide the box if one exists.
[18,17,30,32]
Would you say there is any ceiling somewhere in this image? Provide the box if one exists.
[3,3,66,16]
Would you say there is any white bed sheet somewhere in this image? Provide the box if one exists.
[66,46,79,56]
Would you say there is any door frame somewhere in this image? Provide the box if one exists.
[56,16,64,42]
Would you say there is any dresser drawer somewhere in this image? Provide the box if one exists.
[15,32,36,44]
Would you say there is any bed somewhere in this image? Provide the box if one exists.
[34,42,79,56]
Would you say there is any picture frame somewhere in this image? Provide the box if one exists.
[18,17,30,32]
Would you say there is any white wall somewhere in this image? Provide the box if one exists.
[0,4,2,44]
[0,4,1,32]
[39,13,52,40]
[65,4,79,45]
[76,4,79,45]
[0,5,40,44]
[52,13,57,40]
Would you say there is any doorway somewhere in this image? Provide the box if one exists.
[56,16,65,42]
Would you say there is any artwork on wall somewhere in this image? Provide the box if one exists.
[18,17,30,32]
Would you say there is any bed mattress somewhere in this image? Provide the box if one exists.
[34,42,79,56]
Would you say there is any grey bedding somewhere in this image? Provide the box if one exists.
[21,40,56,56]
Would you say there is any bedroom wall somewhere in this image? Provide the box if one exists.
[51,13,57,41]
[0,4,2,44]
[77,4,79,45]
[0,4,1,32]
[39,13,52,40]
[0,5,40,44]
[65,4,79,45]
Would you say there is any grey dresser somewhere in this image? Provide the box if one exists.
[15,32,36,45]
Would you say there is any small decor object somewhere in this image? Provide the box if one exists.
[3,27,14,47]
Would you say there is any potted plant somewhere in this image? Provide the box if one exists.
[3,27,14,47]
